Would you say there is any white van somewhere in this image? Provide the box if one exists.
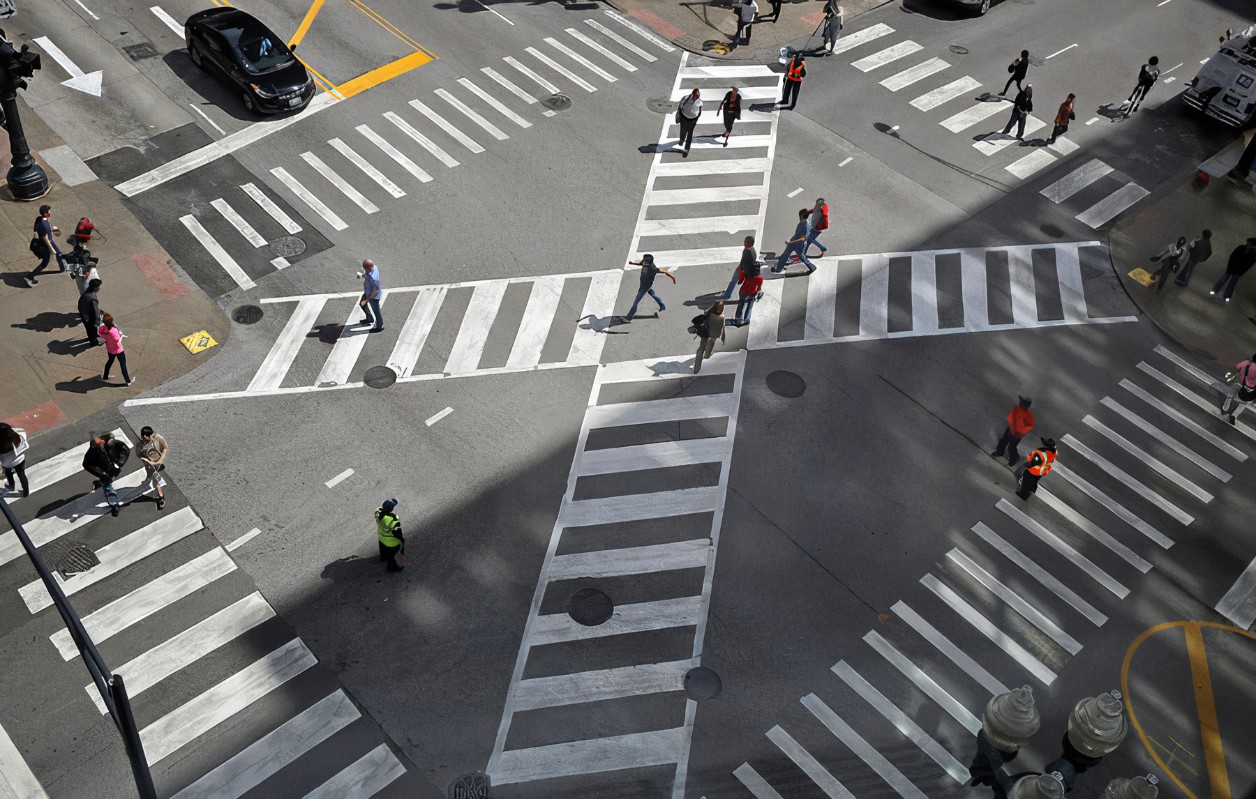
[1185,25,1256,127]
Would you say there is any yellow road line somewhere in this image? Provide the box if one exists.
[345,0,435,58]
[335,48,433,99]
[291,52,343,99]
[1183,622,1231,799]
[288,0,325,49]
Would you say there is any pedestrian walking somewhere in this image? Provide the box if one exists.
[1122,56,1159,115]
[676,88,702,157]
[1149,236,1187,293]
[1046,93,1075,144]
[773,209,818,273]
[358,259,383,332]
[98,314,133,385]
[990,396,1034,467]
[1175,229,1213,287]
[724,236,758,299]
[82,432,130,517]
[693,301,727,374]
[716,86,741,146]
[1220,356,1256,424]
[733,268,763,327]
[25,204,64,287]
[735,0,758,43]
[764,0,782,22]
[1211,237,1256,303]
[137,426,168,511]
[0,423,31,498]
[805,198,830,258]
[1000,85,1033,140]
[779,53,806,110]
[625,254,676,320]
[821,2,843,54]
[78,278,103,347]
[376,498,405,572]
[1015,438,1057,500]
[68,242,100,296]
[1000,50,1030,96]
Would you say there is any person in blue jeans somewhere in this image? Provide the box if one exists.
[773,209,817,273]
[724,236,758,299]
[804,198,829,258]
[358,259,384,332]
[625,254,675,320]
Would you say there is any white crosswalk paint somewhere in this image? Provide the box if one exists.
[568,270,620,366]
[805,261,839,340]
[270,168,347,231]
[1047,136,1080,155]
[859,254,890,338]
[669,86,777,102]
[506,276,564,369]
[503,55,561,95]
[1041,159,1113,203]
[407,98,486,153]
[0,427,126,506]
[549,539,709,580]
[584,18,658,62]
[482,66,538,105]
[211,198,267,247]
[1037,489,1151,573]
[748,277,784,349]
[526,45,596,92]
[941,101,1007,132]
[1052,464,1174,550]
[636,246,746,268]
[248,297,327,392]
[640,214,760,236]
[457,77,532,128]
[435,88,509,141]
[803,693,928,799]
[385,287,446,378]
[881,57,950,91]
[328,137,406,198]
[300,151,379,214]
[767,725,856,799]
[864,630,981,732]
[734,763,785,799]
[829,23,894,55]
[653,157,770,176]
[911,252,939,333]
[892,601,1007,694]
[911,76,982,111]
[317,297,387,386]
[379,113,457,171]
[974,117,1046,155]
[1216,555,1256,630]
[150,5,185,38]
[565,28,638,72]
[578,438,730,475]
[139,638,318,765]
[680,64,775,79]
[1119,379,1246,460]
[51,547,236,660]
[1053,243,1088,323]
[445,281,508,374]
[853,41,924,72]
[587,394,732,428]
[1060,435,1193,525]
[603,9,677,52]
[971,522,1108,625]
[960,248,989,330]
[493,727,685,785]
[180,215,257,290]
[947,549,1083,655]
[545,36,616,82]
[1,471,148,568]
[1100,397,1230,480]
[1154,344,1228,391]
[997,498,1129,598]
[1076,183,1149,228]
[1083,415,1213,502]
[241,182,301,234]
[301,745,405,799]
[1137,362,1256,442]
[663,134,775,153]
[1006,149,1057,179]
[558,487,719,527]
[1007,247,1037,325]
[511,660,690,711]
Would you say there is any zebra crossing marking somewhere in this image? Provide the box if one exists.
[210,198,267,247]
[1075,182,1150,228]
[911,76,982,111]
[375,116,451,173]
[603,8,677,52]
[408,98,486,153]
[435,87,510,141]
[300,744,406,799]
[892,600,1008,694]
[997,497,1130,598]
[240,182,301,234]
[803,693,929,799]
[269,167,347,231]
[947,549,1083,654]
[328,137,406,198]
[300,152,380,214]
[881,57,950,91]
[545,36,617,82]
[179,215,257,290]
[767,725,856,799]
[457,77,533,128]
[527,45,596,92]
[584,17,658,62]
[1060,435,1194,525]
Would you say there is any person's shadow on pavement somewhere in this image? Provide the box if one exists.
[54,375,108,394]
[14,311,80,333]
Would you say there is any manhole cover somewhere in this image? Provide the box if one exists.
[569,587,614,626]
[766,370,806,398]
[949,45,969,55]
[122,42,160,60]
[448,772,491,799]
[56,544,100,577]
[684,666,722,700]
[646,97,674,113]
[271,236,306,258]
[1040,223,1065,239]
[232,304,264,325]
[364,365,397,389]
[542,93,572,111]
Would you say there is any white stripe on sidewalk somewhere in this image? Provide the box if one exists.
[1137,362,1256,442]
[140,638,318,765]
[385,287,446,379]
[316,298,386,386]
[864,630,980,732]
[1006,149,1057,179]
[832,661,969,784]
[505,276,563,369]
[457,77,532,128]
[1060,434,1194,525]
[767,725,855,799]
[377,114,454,172]
[1216,554,1256,630]
[1054,242,1088,324]
[1120,378,1247,460]
[653,157,770,176]
[530,596,701,645]
[270,168,347,231]
[91,592,274,713]
[1101,396,1230,480]
[300,152,379,214]
[587,395,732,428]
[880,57,949,91]
[558,487,719,528]
[803,693,928,799]
[180,215,257,290]
[436,88,509,141]
[51,547,235,660]
[211,198,267,247]
[922,573,1057,685]
[1083,415,1213,501]
[526,45,596,92]
[911,252,939,333]
[997,498,1129,598]
[947,549,1083,654]
[911,76,982,111]
[503,55,561,95]
[20,507,202,614]
[248,297,326,392]
[545,36,616,83]
[1076,183,1149,228]
[511,660,690,712]
[408,98,486,153]
[492,727,684,785]
[734,763,785,799]
[328,137,406,198]
[1052,464,1174,550]
[567,270,622,366]
[960,248,989,330]
[482,67,539,105]
[892,600,1007,694]
[805,261,839,340]
[639,214,760,237]
[301,744,406,799]
[852,41,924,72]
[860,254,890,338]
[0,428,126,507]
[583,18,658,63]
[602,9,677,52]
[829,22,894,55]
[971,522,1107,626]
[240,182,301,234]
[1040,158,1113,203]
[445,281,508,374]
[940,101,1006,133]
[1037,489,1152,573]
[2,470,148,568]
[548,539,709,580]
[577,437,731,475]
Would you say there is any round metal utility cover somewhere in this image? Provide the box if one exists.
[766,370,807,398]
[232,304,264,325]
[363,365,397,389]
[646,97,674,113]
[542,93,572,111]
[271,236,306,258]
[684,667,723,700]
[569,587,614,626]
[56,543,100,577]
[448,772,491,799]
[949,45,969,55]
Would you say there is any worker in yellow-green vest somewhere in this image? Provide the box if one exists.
[376,498,405,572]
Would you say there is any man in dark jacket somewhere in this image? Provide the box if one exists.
[724,236,758,299]
[1211,238,1256,303]
[1001,85,1033,140]
[1175,229,1213,287]
[83,432,129,517]
[1000,50,1029,96]
[78,278,103,346]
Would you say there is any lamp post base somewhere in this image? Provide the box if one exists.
[7,160,49,200]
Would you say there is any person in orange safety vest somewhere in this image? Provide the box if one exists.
[1016,438,1057,500]
[780,54,806,110]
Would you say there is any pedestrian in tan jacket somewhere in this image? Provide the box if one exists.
[694,301,726,374]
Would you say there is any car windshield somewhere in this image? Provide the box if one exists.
[235,32,294,73]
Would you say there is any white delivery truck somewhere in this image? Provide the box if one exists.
[1184,25,1256,126]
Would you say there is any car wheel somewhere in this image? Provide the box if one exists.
[242,91,257,113]
[189,44,203,68]
[977,0,990,13]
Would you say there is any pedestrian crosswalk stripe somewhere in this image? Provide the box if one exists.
[881,57,950,91]
[526,45,596,92]
[50,547,237,660]
[941,101,1007,133]
[1060,436,1194,525]
[578,438,731,475]
[20,506,203,614]
[505,276,563,370]
[1100,397,1231,481]
[767,725,857,799]
[482,66,538,105]
[852,41,924,72]
[210,198,267,247]
[859,254,890,338]
[803,693,930,799]
[805,260,839,340]
[587,394,732,428]
[669,85,776,102]
[1007,247,1036,325]
[664,134,775,152]
[1037,489,1152,573]
[384,287,446,378]
[1047,136,1080,155]
[558,486,720,527]
[171,690,359,799]
[180,215,258,290]
[749,278,784,349]
[922,573,1057,685]
[831,661,970,784]
[911,76,982,111]
[317,300,386,386]
[947,549,1084,655]
[566,28,638,73]
[567,271,619,366]
[545,36,617,83]
[1137,362,1256,442]
[602,8,677,52]
[959,248,989,329]
[865,630,982,733]
[974,117,1047,155]
[1040,158,1113,203]
[597,352,741,384]
[408,97,486,153]
[997,498,1130,598]
[829,22,895,55]
[1075,182,1150,228]
[139,638,317,765]
[1006,148,1057,179]
[435,87,509,142]
[511,660,691,712]
[1119,379,1246,460]
[548,539,709,580]
[639,214,760,237]
[584,17,658,62]
[971,522,1108,625]
[240,182,301,234]
[492,726,686,785]
[1083,415,1214,502]
[1052,462,1175,551]
[680,64,775,79]
[249,297,328,392]
[734,762,786,799]
[445,281,508,374]
[327,137,406,198]
[376,114,453,172]
[503,55,561,95]
[269,168,347,232]
[457,77,532,129]
[0,428,126,507]
[300,744,406,799]
[89,592,275,714]
[1154,344,1228,391]
[636,245,746,268]
[1053,245,1088,323]
[892,600,1008,695]
[910,252,940,333]
[300,152,380,214]
[653,157,771,177]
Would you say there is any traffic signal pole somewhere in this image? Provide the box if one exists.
[0,26,50,200]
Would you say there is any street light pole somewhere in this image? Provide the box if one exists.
[0,27,49,200]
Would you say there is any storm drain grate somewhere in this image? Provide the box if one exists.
[232,304,264,325]
[568,587,613,626]
[364,366,397,389]
[55,544,100,578]
[448,772,491,799]
[542,93,572,111]
[123,42,160,61]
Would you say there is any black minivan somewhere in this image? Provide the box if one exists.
[185,7,315,114]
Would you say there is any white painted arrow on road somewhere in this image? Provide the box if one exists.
[33,36,103,96]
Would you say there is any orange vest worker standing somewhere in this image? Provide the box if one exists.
[1016,438,1057,500]
[780,54,806,110]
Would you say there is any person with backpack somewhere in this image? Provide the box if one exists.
[1175,229,1213,288]
[732,268,763,327]
[1015,438,1057,501]
[1122,56,1159,115]
[805,198,830,259]
[1000,50,1030,97]
[1148,236,1187,294]
[693,301,727,374]
[25,204,64,287]
[70,217,97,246]
[1220,355,1256,425]
[779,53,806,110]
[724,236,759,300]
[1046,93,1076,145]
[137,426,168,511]
[675,87,702,157]
[82,432,130,517]
[1,423,31,498]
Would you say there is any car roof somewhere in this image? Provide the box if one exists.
[193,8,274,43]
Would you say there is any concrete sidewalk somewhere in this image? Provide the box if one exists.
[606,0,891,61]
[1,97,228,436]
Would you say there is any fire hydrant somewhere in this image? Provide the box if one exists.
[1100,774,1159,798]
[1008,772,1065,798]
[1046,689,1129,788]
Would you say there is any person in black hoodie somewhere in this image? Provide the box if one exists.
[78,278,103,346]
[1001,85,1033,140]
[1000,50,1030,96]
[1175,229,1213,288]
[82,432,129,517]
[1211,238,1256,303]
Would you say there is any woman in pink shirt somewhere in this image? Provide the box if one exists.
[98,313,132,385]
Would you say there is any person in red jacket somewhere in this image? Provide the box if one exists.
[732,268,763,327]
[991,396,1034,467]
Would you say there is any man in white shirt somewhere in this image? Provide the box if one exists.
[736,0,758,44]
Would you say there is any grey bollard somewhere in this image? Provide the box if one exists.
[1067,690,1128,758]
[1009,772,1066,798]
[1100,775,1159,799]
[983,686,1041,752]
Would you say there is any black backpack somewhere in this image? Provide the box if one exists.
[107,438,131,471]
[691,313,710,338]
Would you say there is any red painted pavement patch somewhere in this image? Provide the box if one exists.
[629,8,687,41]
[801,10,824,24]
[134,253,189,299]
[3,400,67,435]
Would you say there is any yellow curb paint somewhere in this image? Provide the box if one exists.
[288,0,325,49]
[336,49,435,99]
[179,330,218,355]
[1183,623,1231,799]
